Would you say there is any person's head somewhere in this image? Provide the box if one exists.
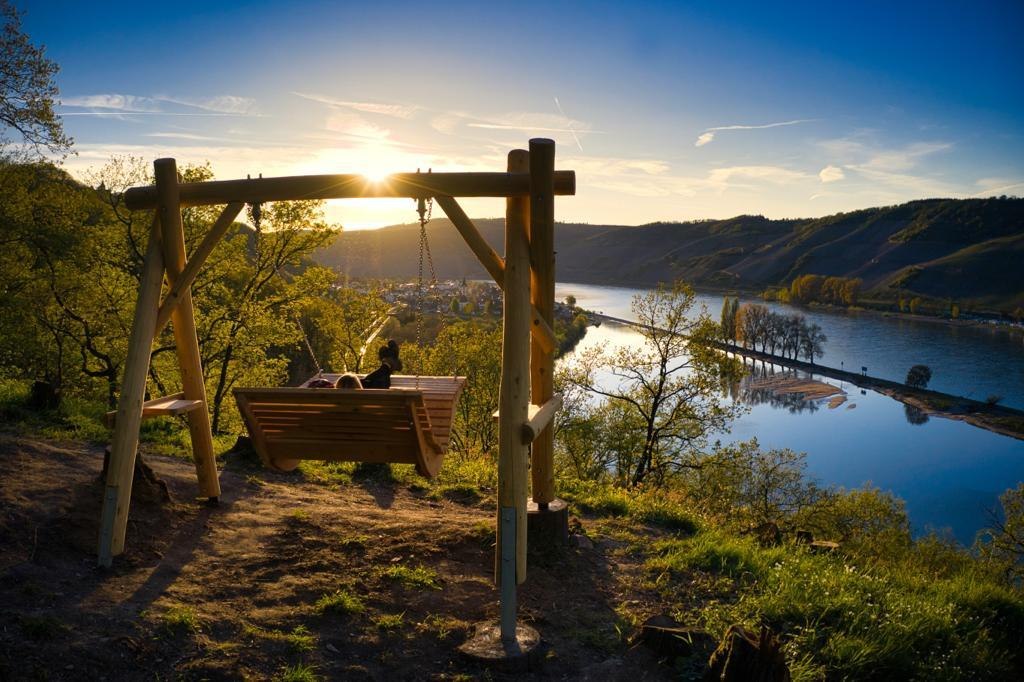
[379,339,400,360]
[337,373,363,389]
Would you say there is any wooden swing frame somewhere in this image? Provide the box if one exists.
[99,139,574,626]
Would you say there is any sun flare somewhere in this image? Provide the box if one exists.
[362,168,392,183]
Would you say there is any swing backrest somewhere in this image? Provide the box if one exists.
[233,375,465,478]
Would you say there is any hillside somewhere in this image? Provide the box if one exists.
[314,197,1024,312]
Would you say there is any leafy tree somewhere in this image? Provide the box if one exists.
[905,364,932,389]
[405,320,502,457]
[719,296,739,342]
[789,274,823,304]
[0,162,130,403]
[295,276,393,375]
[686,441,827,529]
[188,197,337,432]
[563,281,743,486]
[552,368,619,481]
[564,294,577,310]
[799,485,911,556]
[977,483,1024,583]
[0,1,71,159]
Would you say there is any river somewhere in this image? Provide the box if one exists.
[555,282,1024,543]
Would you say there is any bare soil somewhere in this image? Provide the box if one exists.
[0,434,684,681]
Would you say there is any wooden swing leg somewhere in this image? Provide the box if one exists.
[98,216,165,566]
[496,149,532,641]
[528,138,557,507]
[154,159,220,500]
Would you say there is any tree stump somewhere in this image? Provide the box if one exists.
[100,447,170,504]
[527,498,569,548]
[631,614,716,660]
[27,381,61,410]
[704,624,791,682]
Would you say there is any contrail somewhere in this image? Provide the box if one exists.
[696,119,815,146]
[554,97,584,152]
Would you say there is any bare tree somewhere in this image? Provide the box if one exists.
[564,281,744,486]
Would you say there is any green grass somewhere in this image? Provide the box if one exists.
[432,482,483,505]
[560,479,699,534]
[373,612,406,631]
[647,531,784,579]
[0,380,110,442]
[646,528,1024,681]
[243,624,317,654]
[417,613,467,640]
[276,663,321,682]
[161,605,201,634]
[380,564,441,590]
[314,588,365,615]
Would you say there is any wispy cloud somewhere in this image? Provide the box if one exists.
[146,132,234,141]
[291,92,419,119]
[159,95,257,115]
[819,165,845,183]
[707,165,811,188]
[695,119,814,146]
[970,178,1024,197]
[583,160,812,198]
[60,93,259,117]
[818,136,956,196]
[324,112,392,141]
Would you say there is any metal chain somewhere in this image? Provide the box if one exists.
[414,176,436,390]
[421,197,437,285]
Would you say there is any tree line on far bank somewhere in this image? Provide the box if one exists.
[720,298,827,364]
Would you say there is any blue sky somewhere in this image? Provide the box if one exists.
[23,0,1024,228]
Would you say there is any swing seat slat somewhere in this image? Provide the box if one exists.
[233,375,465,478]
[104,392,205,428]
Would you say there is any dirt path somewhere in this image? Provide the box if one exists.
[0,435,676,681]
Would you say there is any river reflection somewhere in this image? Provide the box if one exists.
[557,283,1024,544]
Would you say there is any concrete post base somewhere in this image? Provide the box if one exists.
[458,622,542,672]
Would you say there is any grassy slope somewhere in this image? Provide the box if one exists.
[1,380,1021,681]
[2,430,1021,681]
[315,197,1024,312]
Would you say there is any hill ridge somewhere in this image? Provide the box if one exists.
[313,197,1024,312]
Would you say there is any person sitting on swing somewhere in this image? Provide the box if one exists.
[361,340,402,389]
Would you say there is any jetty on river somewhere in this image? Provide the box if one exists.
[592,313,1024,441]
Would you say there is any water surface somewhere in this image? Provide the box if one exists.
[557,282,1024,543]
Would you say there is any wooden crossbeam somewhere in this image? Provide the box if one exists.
[124,170,576,210]
[154,202,244,336]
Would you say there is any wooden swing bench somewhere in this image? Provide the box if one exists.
[233,375,466,478]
